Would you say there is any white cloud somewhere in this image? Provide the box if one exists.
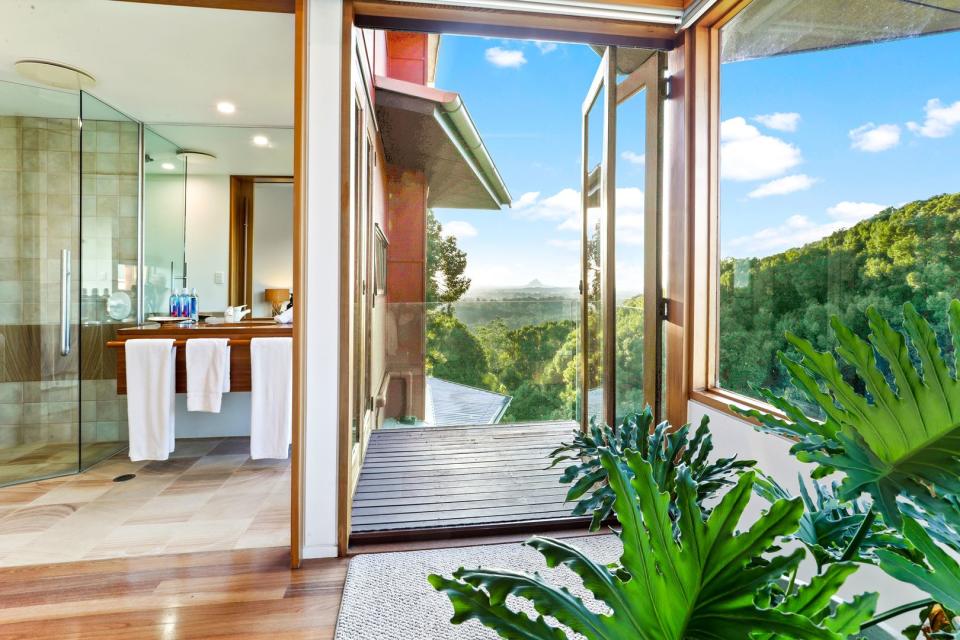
[534,41,558,54]
[512,191,540,208]
[907,98,960,138]
[827,201,886,222]
[849,123,900,152]
[621,150,645,166]
[728,215,844,257]
[485,47,527,68]
[754,112,801,132]
[720,117,802,181]
[441,220,478,238]
[747,174,817,198]
[547,239,580,251]
[515,187,644,240]
[728,201,887,258]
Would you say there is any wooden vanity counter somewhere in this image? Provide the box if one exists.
[107,322,292,394]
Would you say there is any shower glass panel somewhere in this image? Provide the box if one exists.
[78,92,140,470]
[0,80,82,486]
[142,127,186,317]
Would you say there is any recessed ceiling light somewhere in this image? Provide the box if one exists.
[252,135,270,147]
[216,101,236,114]
[161,162,175,171]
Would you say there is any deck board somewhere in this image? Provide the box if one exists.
[350,421,581,536]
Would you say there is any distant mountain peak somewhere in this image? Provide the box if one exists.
[524,279,546,288]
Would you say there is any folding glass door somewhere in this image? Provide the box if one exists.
[579,48,663,428]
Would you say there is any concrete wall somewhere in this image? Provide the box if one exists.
[251,182,293,318]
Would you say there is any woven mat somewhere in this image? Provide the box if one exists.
[334,535,621,640]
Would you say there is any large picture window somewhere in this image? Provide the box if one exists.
[716,0,960,413]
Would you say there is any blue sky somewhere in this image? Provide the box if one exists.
[431,30,960,289]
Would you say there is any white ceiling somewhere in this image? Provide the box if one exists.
[0,0,294,127]
[147,124,293,176]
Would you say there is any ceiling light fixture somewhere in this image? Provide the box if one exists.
[161,162,175,171]
[14,59,96,91]
[175,149,217,163]
[252,135,270,147]
[216,101,236,114]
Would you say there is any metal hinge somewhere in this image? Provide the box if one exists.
[662,298,670,319]
[662,74,671,99]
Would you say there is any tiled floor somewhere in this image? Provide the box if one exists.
[0,437,290,566]
[0,441,126,485]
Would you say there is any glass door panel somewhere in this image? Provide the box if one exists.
[142,127,186,318]
[0,80,81,485]
[580,49,663,429]
[79,92,141,470]
[614,85,646,420]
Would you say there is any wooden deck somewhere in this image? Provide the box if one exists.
[350,421,584,541]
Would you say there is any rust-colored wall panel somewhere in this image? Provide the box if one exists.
[385,165,426,303]
[385,31,428,84]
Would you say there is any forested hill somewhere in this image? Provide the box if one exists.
[719,191,960,399]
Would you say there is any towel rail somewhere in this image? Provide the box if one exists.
[106,338,254,349]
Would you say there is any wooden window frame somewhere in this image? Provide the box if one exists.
[677,0,790,423]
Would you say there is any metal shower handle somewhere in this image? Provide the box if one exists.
[60,249,71,356]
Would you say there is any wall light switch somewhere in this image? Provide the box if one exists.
[214,271,224,285]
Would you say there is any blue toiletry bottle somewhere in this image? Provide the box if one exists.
[189,288,199,322]
[169,290,179,317]
[179,288,189,319]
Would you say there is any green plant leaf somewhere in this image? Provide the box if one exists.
[432,445,869,639]
[876,517,960,613]
[735,302,960,534]
[428,573,568,639]
[550,407,755,532]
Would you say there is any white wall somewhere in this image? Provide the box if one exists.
[184,174,230,313]
[302,0,342,559]
[175,393,251,438]
[252,182,293,318]
[689,400,923,633]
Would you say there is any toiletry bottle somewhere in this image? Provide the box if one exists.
[189,288,199,322]
[169,289,180,317]
[179,288,189,320]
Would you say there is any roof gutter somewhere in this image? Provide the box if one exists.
[437,96,512,207]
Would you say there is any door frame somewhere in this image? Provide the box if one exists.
[340,2,674,554]
[580,48,664,430]
[117,0,307,568]
[228,175,295,311]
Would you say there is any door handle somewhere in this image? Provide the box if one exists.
[60,249,71,356]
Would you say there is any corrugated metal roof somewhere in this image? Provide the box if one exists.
[426,376,512,426]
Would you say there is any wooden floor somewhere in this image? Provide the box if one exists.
[0,547,349,640]
[0,527,604,639]
[351,421,582,540]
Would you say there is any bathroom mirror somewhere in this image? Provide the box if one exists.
[142,125,294,318]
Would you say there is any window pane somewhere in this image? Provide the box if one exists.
[718,0,960,414]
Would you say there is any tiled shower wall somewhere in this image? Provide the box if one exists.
[0,115,137,455]
[79,118,139,449]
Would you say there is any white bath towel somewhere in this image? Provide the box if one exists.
[250,337,293,459]
[186,338,231,413]
[125,339,176,461]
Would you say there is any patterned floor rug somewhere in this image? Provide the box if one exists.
[334,534,621,640]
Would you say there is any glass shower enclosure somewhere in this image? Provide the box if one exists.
[0,80,159,486]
